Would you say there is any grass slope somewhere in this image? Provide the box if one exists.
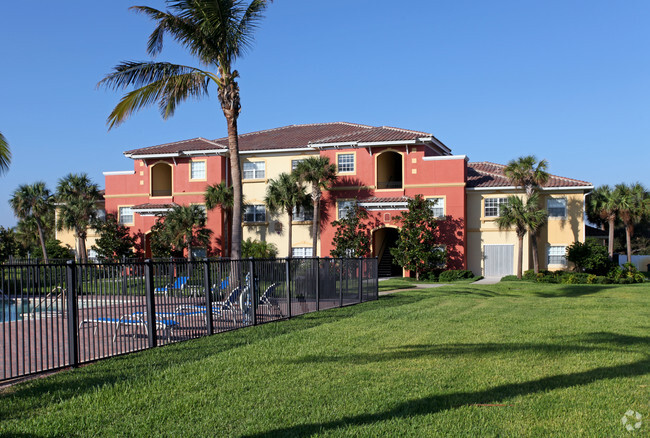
[1,282,649,437]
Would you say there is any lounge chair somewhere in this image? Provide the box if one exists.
[259,283,282,317]
[177,286,242,324]
[154,276,189,297]
[79,315,179,342]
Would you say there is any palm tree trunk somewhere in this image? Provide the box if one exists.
[225,115,242,260]
[223,210,231,258]
[311,193,320,257]
[607,216,615,258]
[531,233,539,274]
[287,209,293,258]
[78,235,87,263]
[36,220,48,263]
[625,225,632,263]
[517,235,524,279]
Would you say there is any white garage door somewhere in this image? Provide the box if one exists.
[484,245,514,277]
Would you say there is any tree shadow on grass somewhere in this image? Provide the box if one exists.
[532,284,614,298]
[0,292,430,421]
[247,332,650,437]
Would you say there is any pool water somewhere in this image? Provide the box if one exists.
[1,300,31,322]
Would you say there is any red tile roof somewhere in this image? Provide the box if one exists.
[124,123,445,155]
[467,162,591,189]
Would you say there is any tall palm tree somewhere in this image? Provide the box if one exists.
[160,205,212,261]
[503,155,549,273]
[9,182,53,262]
[586,185,619,258]
[504,155,549,197]
[0,131,10,175]
[497,193,547,279]
[294,157,337,256]
[264,172,308,257]
[56,173,101,262]
[99,1,272,261]
[614,183,649,263]
[205,182,233,257]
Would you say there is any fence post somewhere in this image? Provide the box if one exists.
[315,258,320,312]
[65,260,79,368]
[249,258,257,326]
[203,259,213,336]
[358,257,363,303]
[285,258,292,319]
[143,259,157,348]
[339,259,343,307]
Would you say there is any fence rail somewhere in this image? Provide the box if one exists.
[0,257,378,382]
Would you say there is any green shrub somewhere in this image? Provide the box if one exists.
[501,275,520,282]
[566,240,613,275]
[609,263,645,284]
[438,269,475,282]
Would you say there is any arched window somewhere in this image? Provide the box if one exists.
[376,151,403,189]
[151,163,172,197]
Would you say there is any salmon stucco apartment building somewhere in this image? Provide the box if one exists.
[103,122,593,277]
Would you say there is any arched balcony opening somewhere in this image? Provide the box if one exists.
[376,151,403,189]
[151,163,172,197]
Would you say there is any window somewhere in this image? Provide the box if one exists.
[484,197,509,217]
[428,198,445,218]
[293,205,314,222]
[292,247,313,258]
[243,161,265,180]
[547,198,567,218]
[291,159,305,171]
[337,200,356,219]
[119,207,134,225]
[337,153,355,173]
[190,161,206,180]
[547,246,567,265]
[244,205,266,223]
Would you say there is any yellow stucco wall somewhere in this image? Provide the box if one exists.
[466,190,586,276]
[54,206,104,258]
[241,151,319,257]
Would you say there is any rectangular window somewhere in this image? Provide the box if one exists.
[243,161,265,180]
[244,205,266,223]
[484,197,509,217]
[337,200,356,219]
[119,207,133,225]
[293,205,314,222]
[291,159,305,171]
[292,247,313,258]
[428,197,445,218]
[337,153,355,173]
[190,161,206,180]
[547,246,567,265]
[547,198,567,218]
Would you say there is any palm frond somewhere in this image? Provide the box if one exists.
[235,0,273,56]
[0,131,10,174]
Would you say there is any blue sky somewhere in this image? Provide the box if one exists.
[1,1,649,227]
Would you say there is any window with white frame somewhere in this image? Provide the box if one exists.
[243,161,265,180]
[337,200,356,219]
[428,197,445,218]
[291,159,305,171]
[547,198,567,218]
[547,246,567,265]
[484,197,509,217]
[292,247,313,258]
[337,153,355,173]
[293,205,314,221]
[190,161,206,180]
[119,207,134,225]
[244,205,266,223]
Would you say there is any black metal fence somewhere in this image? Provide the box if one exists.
[0,257,378,382]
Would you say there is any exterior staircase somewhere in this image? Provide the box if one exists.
[378,250,395,277]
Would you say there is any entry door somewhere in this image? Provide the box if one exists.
[483,245,514,277]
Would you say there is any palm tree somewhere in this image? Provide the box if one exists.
[586,185,619,258]
[294,157,337,256]
[504,155,549,197]
[0,131,10,175]
[614,183,649,263]
[497,193,547,279]
[98,1,272,261]
[56,173,101,262]
[205,182,233,257]
[159,205,212,261]
[264,173,308,257]
[9,182,53,262]
[503,155,549,273]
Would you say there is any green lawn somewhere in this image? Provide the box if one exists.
[1,282,649,437]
